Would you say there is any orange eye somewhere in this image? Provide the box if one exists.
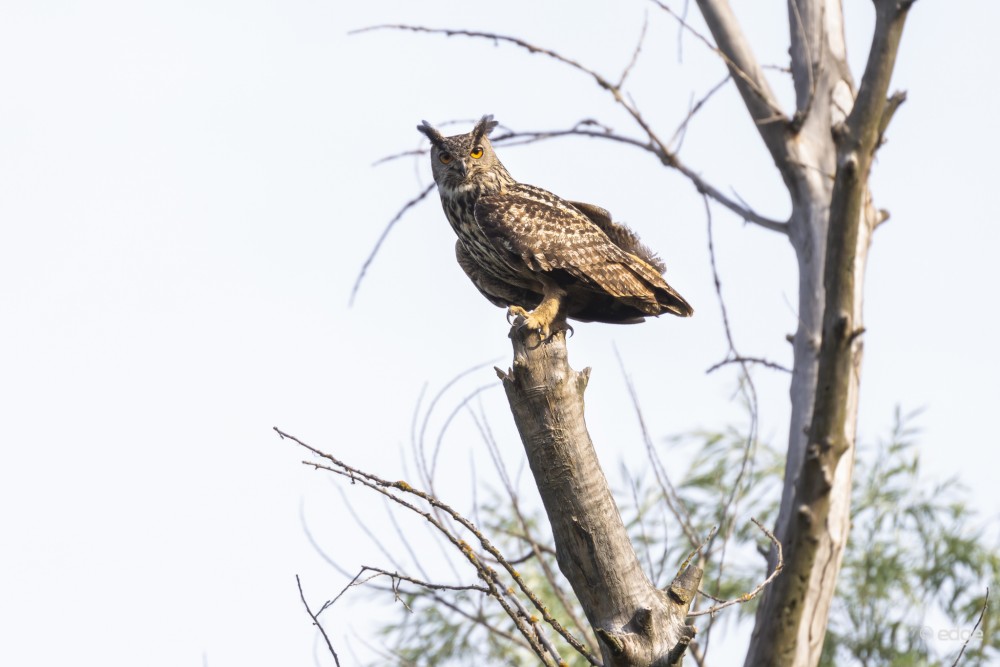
[470,146,484,159]
[439,152,452,164]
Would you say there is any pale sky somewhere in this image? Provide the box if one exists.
[1,1,997,666]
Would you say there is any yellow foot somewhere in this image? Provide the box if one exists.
[506,305,567,342]
[506,305,530,325]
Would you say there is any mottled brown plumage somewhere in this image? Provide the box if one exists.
[417,115,693,338]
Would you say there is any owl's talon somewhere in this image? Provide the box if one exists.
[516,316,555,344]
[507,305,529,325]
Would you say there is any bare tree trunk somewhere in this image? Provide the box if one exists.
[498,329,702,666]
[691,1,912,664]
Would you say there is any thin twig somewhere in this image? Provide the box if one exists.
[688,518,783,617]
[679,525,718,571]
[624,463,657,580]
[300,501,355,578]
[294,450,553,662]
[502,124,787,232]
[614,346,700,551]
[648,0,787,122]
[352,565,490,597]
[276,427,598,666]
[357,24,787,233]
[701,193,764,650]
[950,587,989,667]
[676,0,692,62]
[669,74,731,152]
[335,485,409,572]
[352,25,611,89]
[706,356,791,374]
[617,12,649,89]
[296,575,342,667]
[430,383,496,483]
[371,148,425,167]
[349,183,435,306]
[416,359,500,492]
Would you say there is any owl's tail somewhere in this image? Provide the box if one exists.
[622,253,694,318]
[652,283,694,317]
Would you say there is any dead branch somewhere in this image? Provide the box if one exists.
[614,346,700,552]
[473,401,600,655]
[650,0,788,126]
[349,183,434,306]
[276,427,597,666]
[702,193,761,610]
[617,12,650,89]
[296,575,342,667]
[356,24,790,233]
[669,74,731,152]
[687,518,783,617]
[949,587,989,666]
[706,356,792,374]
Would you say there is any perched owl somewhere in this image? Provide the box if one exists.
[417,115,693,339]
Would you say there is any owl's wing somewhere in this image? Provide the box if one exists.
[474,187,671,304]
[565,200,613,227]
[568,200,666,273]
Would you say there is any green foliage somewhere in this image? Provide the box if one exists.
[371,409,998,666]
[820,408,999,667]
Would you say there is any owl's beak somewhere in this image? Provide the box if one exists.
[455,160,468,178]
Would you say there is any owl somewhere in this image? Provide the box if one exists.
[417,115,693,339]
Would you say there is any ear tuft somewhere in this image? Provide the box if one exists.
[417,120,447,150]
[471,114,499,145]
[472,114,500,144]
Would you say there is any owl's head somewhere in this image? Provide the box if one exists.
[417,115,506,195]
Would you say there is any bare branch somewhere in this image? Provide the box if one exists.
[349,184,435,306]
[676,159,788,232]
[704,193,762,536]
[418,588,535,652]
[706,356,792,374]
[651,0,788,126]
[351,565,490,597]
[414,359,499,491]
[352,24,613,90]
[296,575,342,667]
[949,587,989,667]
[616,12,650,89]
[429,384,496,483]
[371,148,424,167]
[680,524,718,570]
[472,401,599,654]
[497,125,788,233]
[668,74,731,152]
[614,345,700,551]
[360,24,788,235]
[276,427,598,666]
[336,486,410,572]
[877,90,907,147]
[300,501,357,579]
[700,192,768,651]
[687,518,783,617]
[287,438,553,662]
[623,463,658,579]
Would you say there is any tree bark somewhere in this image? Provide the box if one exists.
[498,328,702,666]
